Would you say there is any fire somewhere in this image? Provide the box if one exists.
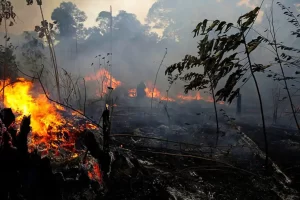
[85,68,121,96]
[127,84,225,105]
[144,82,161,98]
[160,96,175,102]
[143,82,174,101]
[87,162,102,183]
[128,88,136,97]
[177,92,225,104]
[1,78,97,156]
[177,91,202,101]
[3,79,65,138]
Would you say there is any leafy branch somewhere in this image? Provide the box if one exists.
[166,6,270,167]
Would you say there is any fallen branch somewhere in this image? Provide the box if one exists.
[175,165,260,177]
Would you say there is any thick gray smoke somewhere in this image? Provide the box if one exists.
[1,0,300,127]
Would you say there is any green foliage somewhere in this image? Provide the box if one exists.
[34,20,56,39]
[0,44,18,80]
[0,0,16,25]
[246,36,263,53]
[21,31,46,74]
[166,7,262,104]
[277,2,300,38]
[51,2,87,39]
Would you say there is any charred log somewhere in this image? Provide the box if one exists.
[17,115,31,156]
[84,130,111,174]
[0,108,17,145]
[0,108,15,128]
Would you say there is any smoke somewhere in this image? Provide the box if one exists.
[1,0,300,125]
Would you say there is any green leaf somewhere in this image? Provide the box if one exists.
[193,22,202,37]
[224,23,233,33]
[202,19,208,33]
[246,36,263,53]
[215,21,227,34]
[207,20,220,32]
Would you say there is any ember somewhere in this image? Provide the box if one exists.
[87,160,102,183]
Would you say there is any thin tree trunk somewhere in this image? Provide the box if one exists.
[209,77,219,147]
[38,4,61,103]
[2,15,7,103]
[242,33,268,168]
[82,78,86,115]
[269,0,300,132]
[151,48,167,110]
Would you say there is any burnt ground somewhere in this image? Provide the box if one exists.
[54,134,297,200]
[59,103,299,200]
[239,123,300,190]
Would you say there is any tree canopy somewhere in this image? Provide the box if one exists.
[51,2,87,39]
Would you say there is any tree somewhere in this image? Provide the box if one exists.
[21,31,46,76]
[51,2,87,40]
[166,7,270,166]
[96,11,111,35]
[29,0,62,103]
[265,1,300,132]
[0,44,17,80]
[1,0,17,101]
[96,10,150,39]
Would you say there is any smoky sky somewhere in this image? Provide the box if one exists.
[1,0,300,110]
[8,0,155,34]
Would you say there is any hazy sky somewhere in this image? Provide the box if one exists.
[6,0,264,34]
[8,0,156,34]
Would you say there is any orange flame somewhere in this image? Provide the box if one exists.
[177,91,202,101]
[128,88,136,97]
[128,84,225,105]
[142,82,174,101]
[3,79,65,137]
[87,162,102,183]
[144,82,161,98]
[85,68,121,96]
[1,78,97,155]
